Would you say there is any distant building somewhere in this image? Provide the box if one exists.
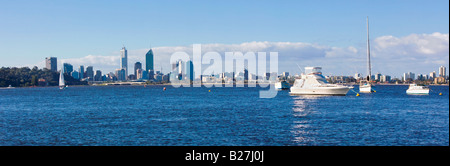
[162,74,169,83]
[105,72,117,81]
[430,71,436,79]
[79,65,84,79]
[115,68,126,81]
[417,74,425,81]
[155,74,163,82]
[146,49,154,72]
[380,75,391,83]
[71,70,79,80]
[94,70,102,81]
[86,66,94,81]
[136,68,143,80]
[172,60,183,80]
[375,73,382,81]
[403,72,415,82]
[435,77,446,84]
[63,63,73,74]
[120,47,128,80]
[244,69,248,81]
[439,66,446,77]
[142,70,149,80]
[186,60,194,81]
[45,57,57,72]
[134,62,142,79]
[148,70,155,80]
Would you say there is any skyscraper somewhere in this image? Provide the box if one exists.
[71,70,79,80]
[136,68,143,80]
[134,62,142,79]
[146,49,154,72]
[120,47,128,80]
[115,68,126,81]
[63,63,73,74]
[45,57,57,72]
[430,71,436,79]
[94,70,102,81]
[79,65,84,79]
[86,66,94,81]
[403,72,415,82]
[439,66,446,77]
[186,60,194,81]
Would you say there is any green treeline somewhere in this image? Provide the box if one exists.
[0,66,87,87]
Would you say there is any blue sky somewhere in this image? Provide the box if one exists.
[0,0,448,77]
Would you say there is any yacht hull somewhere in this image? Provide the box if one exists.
[289,87,351,96]
[406,89,429,94]
[359,85,372,93]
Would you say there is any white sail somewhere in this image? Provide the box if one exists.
[59,69,65,88]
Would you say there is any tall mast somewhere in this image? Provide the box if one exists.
[366,16,372,81]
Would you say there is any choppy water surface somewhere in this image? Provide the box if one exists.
[0,85,448,146]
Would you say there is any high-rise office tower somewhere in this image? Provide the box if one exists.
[120,47,128,80]
[79,65,84,79]
[71,70,79,80]
[115,68,126,81]
[63,63,73,74]
[430,71,436,79]
[136,68,143,80]
[146,49,154,72]
[45,57,57,72]
[186,60,194,81]
[439,66,446,77]
[94,70,102,81]
[134,62,142,79]
[86,66,94,81]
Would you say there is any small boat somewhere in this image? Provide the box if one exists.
[406,84,429,94]
[59,68,66,90]
[289,67,353,96]
[6,85,15,89]
[275,80,290,90]
[359,80,374,93]
[360,17,375,93]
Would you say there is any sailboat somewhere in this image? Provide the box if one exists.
[59,68,66,89]
[360,16,374,93]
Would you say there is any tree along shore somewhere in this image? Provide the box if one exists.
[0,66,87,87]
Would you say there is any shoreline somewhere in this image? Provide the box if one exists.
[2,82,448,89]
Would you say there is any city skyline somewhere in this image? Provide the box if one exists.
[47,51,448,84]
[0,0,448,78]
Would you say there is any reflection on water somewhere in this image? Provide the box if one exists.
[291,95,322,145]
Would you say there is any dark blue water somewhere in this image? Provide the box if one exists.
[0,85,448,146]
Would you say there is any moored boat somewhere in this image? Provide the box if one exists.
[406,84,429,94]
[289,67,353,96]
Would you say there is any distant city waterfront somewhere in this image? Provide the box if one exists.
[0,48,448,88]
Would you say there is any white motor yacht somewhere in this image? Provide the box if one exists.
[289,67,353,96]
[406,84,429,94]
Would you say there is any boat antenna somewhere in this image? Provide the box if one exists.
[296,63,304,74]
